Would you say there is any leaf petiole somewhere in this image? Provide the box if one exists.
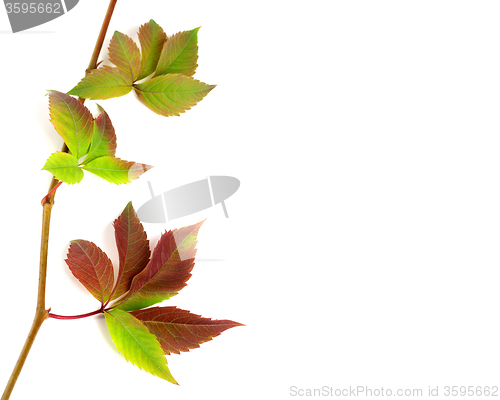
[48,306,111,320]
[40,180,63,205]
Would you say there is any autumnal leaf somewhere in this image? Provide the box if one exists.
[134,74,215,117]
[131,306,243,355]
[138,19,167,80]
[65,240,114,304]
[82,156,152,185]
[83,106,117,164]
[42,152,84,184]
[68,66,133,100]
[48,91,93,159]
[111,202,150,301]
[105,309,177,384]
[109,31,142,81]
[116,221,204,311]
[154,27,199,77]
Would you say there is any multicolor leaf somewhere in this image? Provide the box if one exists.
[116,221,204,311]
[131,306,243,355]
[48,91,93,159]
[154,27,199,77]
[67,66,133,100]
[82,156,152,185]
[111,202,150,301]
[134,74,215,117]
[83,106,117,164]
[138,19,167,80]
[42,151,84,184]
[105,309,177,384]
[109,31,142,81]
[65,240,114,304]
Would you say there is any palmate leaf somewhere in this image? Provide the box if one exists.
[62,202,241,385]
[131,306,243,355]
[134,74,215,117]
[138,19,167,80]
[115,221,204,311]
[68,66,133,100]
[112,202,150,301]
[42,151,84,184]
[83,106,117,164]
[154,27,200,77]
[105,309,177,384]
[65,240,114,304]
[43,102,151,186]
[82,156,152,185]
[109,31,142,81]
[48,91,93,159]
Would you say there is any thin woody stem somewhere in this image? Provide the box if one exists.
[40,180,62,205]
[1,2,118,399]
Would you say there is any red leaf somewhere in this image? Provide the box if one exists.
[111,202,150,301]
[65,240,114,304]
[115,221,204,311]
[130,306,243,355]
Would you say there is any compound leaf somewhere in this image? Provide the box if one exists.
[48,91,93,159]
[82,156,152,185]
[68,66,133,100]
[83,106,117,164]
[154,27,199,77]
[105,309,177,384]
[131,306,243,355]
[42,151,83,184]
[109,31,142,81]
[134,74,215,117]
[112,202,150,301]
[65,240,114,304]
[116,221,204,311]
[138,19,167,80]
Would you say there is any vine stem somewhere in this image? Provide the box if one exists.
[1,2,118,399]
[49,307,105,320]
[40,180,62,205]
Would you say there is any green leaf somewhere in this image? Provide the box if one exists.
[48,91,93,159]
[65,240,114,304]
[115,221,204,311]
[138,19,167,80]
[111,202,150,301]
[109,31,142,81]
[154,27,199,77]
[105,309,177,384]
[83,106,117,164]
[134,74,215,117]
[42,152,84,184]
[82,156,152,184]
[131,306,243,355]
[68,66,133,100]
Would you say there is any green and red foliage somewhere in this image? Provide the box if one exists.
[62,202,242,384]
[2,12,238,400]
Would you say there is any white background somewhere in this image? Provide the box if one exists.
[1,1,500,399]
